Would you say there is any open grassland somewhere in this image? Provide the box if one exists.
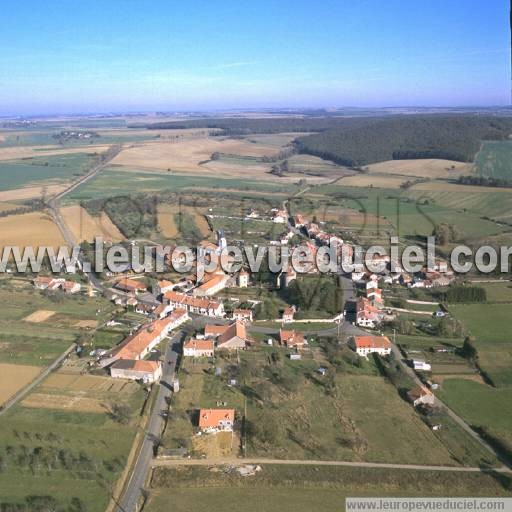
[0,211,65,248]
[439,379,512,457]
[0,363,41,405]
[61,204,124,242]
[475,141,512,179]
[478,282,512,303]
[0,152,99,192]
[365,159,470,179]
[0,374,145,512]
[147,465,512,512]
[0,282,114,366]
[68,168,295,201]
[450,303,512,387]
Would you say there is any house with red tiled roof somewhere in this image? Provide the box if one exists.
[198,408,235,431]
[110,359,162,383]
[193,272,229,297]
[183,339,215,357]
[164,290,225,317]
[204,321,249,350]
[407,385,435,407]
[282,307,295,323]
[279,329,305,349]
[350,335,391,358]
[115,277,147,294]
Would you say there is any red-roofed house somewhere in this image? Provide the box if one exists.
[204,321,249,350]
[183,339,215,357]
[282,307,295,323]
[279,329,306,349]
[115,278,147,294]
[350,335,391,358]
[407,385,435,407]
[198,408,235,431]
[232,309,253,323]
[110,359,162,383]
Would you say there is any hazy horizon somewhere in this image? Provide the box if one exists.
[1,0,510,116]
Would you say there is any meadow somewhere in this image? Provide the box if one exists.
[475,141,512,180]
[147,464,512,512]
[0,372,145,512]
[449,303,512,387]
[0,152,98,192]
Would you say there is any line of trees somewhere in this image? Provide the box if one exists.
[457,175,512,188]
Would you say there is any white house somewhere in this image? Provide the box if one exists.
[350,335,391,358]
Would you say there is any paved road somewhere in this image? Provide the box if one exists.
[47,144,122,291]
[0,344,76,416]
[116,330,186,512]
[153,456,511,473]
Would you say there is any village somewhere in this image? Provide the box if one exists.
[24,201,463,460]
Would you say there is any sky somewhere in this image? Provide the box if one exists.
[0,0,510,115]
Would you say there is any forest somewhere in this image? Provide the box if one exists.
[141,115,512,166]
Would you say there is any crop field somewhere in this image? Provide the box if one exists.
[61,204,124,242]
[0,183,66,202]
[449,303,512,387]
[157,203,211,240]
[0,211,65,248]
[68,168,294,201]
[0,152,99,192]
[336,173,409,188]
[478,282,512,303]
[365,159,469,179]
[0,373,145,512]
[147,464,512,512]
[0,142,109,161]
[111,137,281,175]
[23,309,56,323]
[0,363,41,405]
[475,141,512,179]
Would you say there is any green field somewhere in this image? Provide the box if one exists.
[439,379,512,457]
[147,464,512,512]
[0,153,98,191]
[450,303,512,387]
[479,282,512,303]
[0,382,145,512]
[475,141,512,180]
[0,281,115,366]
[68,168,295,201]
[308,186,506,241]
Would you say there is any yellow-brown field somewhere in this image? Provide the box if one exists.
[0,211,65,248]
[156,204,179,238]
[60,204,124,242]
[111,137,280,175]
[157,204,211,238]
[364,159,470,179]
[0,183,67,202]
[42,372,139,394]
[0,144,109,162]
[21,392,106,413]
[336,174,408,188]
[0,363,41,405]
[23,310,56,323]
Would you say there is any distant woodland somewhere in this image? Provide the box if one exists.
[142,115,512,166]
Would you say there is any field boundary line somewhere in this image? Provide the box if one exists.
[0,343,76,416]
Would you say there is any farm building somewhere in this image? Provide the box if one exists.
[110,359,162,384]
